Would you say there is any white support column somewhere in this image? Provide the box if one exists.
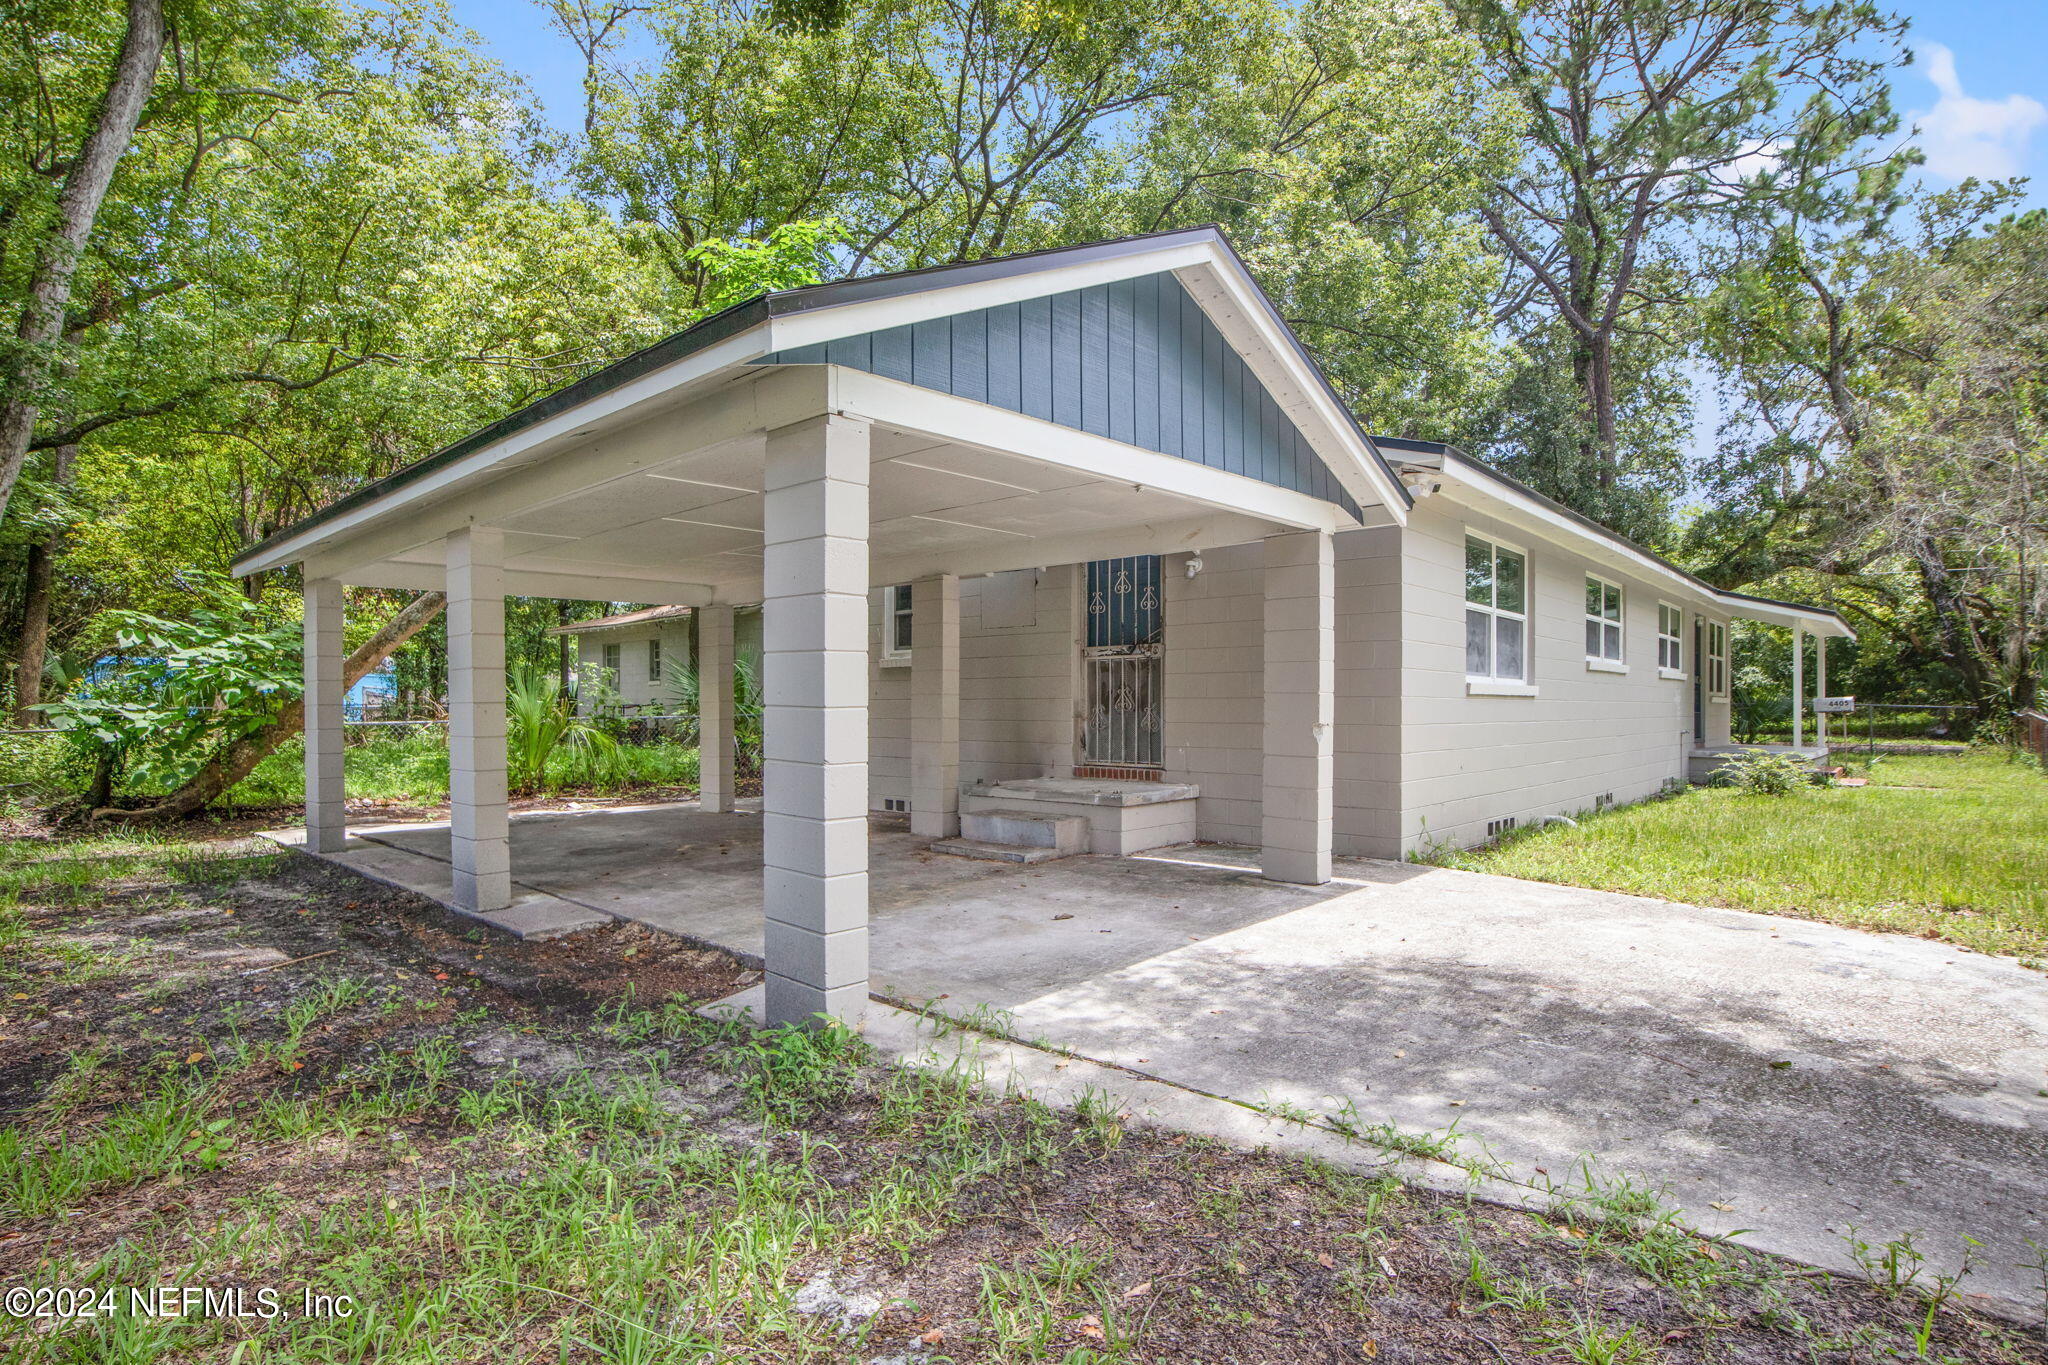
[909,574,960,839]
[446,526,510,914]
[761,413,871,1027]
[1816,632,1828,746]
[302,578,347,855]
[1792,624,1806,749]
[1261,529,1334,886]
[697,605,735,814]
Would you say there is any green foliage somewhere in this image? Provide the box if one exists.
[1713,749,1814,797]
[37,580,299,797]
[666,656,765,780]
[506,665,621,796]
[682,218,845,313]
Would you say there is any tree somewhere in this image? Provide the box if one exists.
[1448,0,1911,514]
[0,0,165,529]
[1700,187,2048,723]
[570,0,1512,437]
[110,588,447,822]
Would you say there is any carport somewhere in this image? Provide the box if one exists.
[231,228,1409,1027]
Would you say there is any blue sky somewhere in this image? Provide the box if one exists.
[1889,0,2048,209]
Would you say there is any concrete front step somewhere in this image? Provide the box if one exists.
[930,837,1072,864]
[959,807,1090,854]
[960,778,1200,856]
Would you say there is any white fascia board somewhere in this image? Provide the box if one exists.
[339,560,722,604]
[235,326,773,575]
[763,241,1217,354]
[1170,256,1409,524]
[1438,459,1854,640]
[829,368,1340,535]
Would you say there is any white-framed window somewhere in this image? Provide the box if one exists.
[1656,603,1684,676]
[601,642,621,677]
[1584,574,1624,666]
[648,638,663,682]
[880,584,913,666]
[1706,621,1729,698]
[1464,534,1529,684]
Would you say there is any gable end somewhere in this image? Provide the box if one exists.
[762,271,1362,520]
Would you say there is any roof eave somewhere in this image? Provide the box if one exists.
[1438,450,1854,639]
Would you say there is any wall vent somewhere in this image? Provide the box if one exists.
[1594,792,1615,811]
[1486,816,1519,840]
[880,798,908,813]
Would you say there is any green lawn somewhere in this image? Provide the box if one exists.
[1427,752,2048,964]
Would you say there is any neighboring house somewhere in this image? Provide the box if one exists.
[548,605,687,712]
[546,604,765,712]
[237,225,1847,1025]
[343,667,397,720]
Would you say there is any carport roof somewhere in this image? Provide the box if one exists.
[231,225,1409,576]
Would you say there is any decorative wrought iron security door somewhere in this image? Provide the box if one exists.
[1084,556,1164,768]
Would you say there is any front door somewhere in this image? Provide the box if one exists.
[1083,556,1164,769]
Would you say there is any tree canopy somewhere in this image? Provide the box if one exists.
[2,0,2042,793]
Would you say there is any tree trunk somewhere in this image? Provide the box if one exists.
[107,591,446,823]
[12,441,79,725]
[0,0,165,528]
[1570,328,1618,491]
[1907,536,1996,719]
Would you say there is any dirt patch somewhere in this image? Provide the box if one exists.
[1,837,2041,1363]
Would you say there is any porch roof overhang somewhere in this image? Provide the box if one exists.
[235,363,1354,603]
[1379,438,1855,642]
[231,227,1405,595]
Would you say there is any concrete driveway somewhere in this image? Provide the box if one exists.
[291,804,2048,1314]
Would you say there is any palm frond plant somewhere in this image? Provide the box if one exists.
[506,664,621,795]
[664,655,765,781]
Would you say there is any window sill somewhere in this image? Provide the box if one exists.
[1586,658,1629,675]
[1467,679,1539,697]
[878,654,911,670]
[1658,667,1686,681]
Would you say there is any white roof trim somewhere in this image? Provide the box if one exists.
[236,231,1401,578]
[1437,454,1854,640]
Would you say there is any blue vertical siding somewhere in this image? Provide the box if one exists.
[763,271,1360,520]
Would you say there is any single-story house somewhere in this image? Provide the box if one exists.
[544,603,765,713]
[232,225,1848,1027]
[548,604,695,712]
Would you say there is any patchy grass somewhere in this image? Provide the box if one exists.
[228,731,702,806]
[1424,752,2048,963]
[0,832,2041,1363]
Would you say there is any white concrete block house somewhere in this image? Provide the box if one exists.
[236,227,1848,1026]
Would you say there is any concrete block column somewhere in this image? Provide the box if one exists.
[302,578,347,854]
[761,413,871,1027]
[697,605,735,813]
[1261,529,1334,886]
[909,574,961,838]
[446,526,510,913]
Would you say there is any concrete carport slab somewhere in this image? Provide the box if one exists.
[274,802,2048,1316]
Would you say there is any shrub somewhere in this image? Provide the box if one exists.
[1714,749,1813,796]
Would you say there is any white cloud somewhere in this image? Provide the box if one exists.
[1911,42,2047,182]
